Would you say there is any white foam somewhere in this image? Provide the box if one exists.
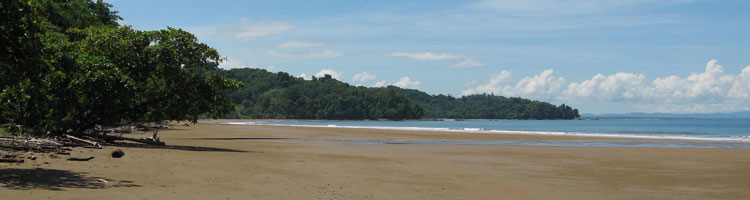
[219,121,750,143]
[485,130,749,142]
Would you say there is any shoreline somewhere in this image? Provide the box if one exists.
[2,123,749,199]
[204,119,750,145]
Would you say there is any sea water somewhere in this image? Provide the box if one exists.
[224,118,750,149]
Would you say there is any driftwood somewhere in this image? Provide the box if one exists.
[0,123,168,159]
[64,134,100,147]
[92,134,165,146]
[67,156,95,161]
[0,137,64,153]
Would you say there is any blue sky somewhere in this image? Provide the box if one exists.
[108,0,750,114]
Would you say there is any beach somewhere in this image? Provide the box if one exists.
[1,120,749,199]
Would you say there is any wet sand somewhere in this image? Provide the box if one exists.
[1,121,749,199]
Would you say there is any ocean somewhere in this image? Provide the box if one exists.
[224,118,750,149]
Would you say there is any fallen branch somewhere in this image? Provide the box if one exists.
[64,134,100,147]
[90,134,165,146]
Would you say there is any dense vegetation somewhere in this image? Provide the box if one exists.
[220,69,579,120]
[219,68,423,120]
[1,0,239,136]
[387,87,579,119]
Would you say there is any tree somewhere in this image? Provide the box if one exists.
[1,0,53,131]
[36,0,121,31]
[0,0,240,136]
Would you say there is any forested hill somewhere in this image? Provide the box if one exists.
[218,68,423,120]
[219,68,580,120]
[386,87,579,120]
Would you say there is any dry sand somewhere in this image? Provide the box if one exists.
[1,120,749,199]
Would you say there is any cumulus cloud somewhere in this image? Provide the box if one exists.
[298,73,310,80]
[386,52,464,60]
[373,80,388,87]
[393,77,421,89]
[216,18,293,41]
[266,50,343,58]
[218,56,247,69]
[278,41,327,48]
[314,69,343,80]
[564,72,647,101]
[448,58,488,68]
[462,60,750,113]
[352,72,376,83]
[373,77,421,89]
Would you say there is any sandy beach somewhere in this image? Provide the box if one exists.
[2,120,749,199]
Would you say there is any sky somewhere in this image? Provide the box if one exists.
[108,0,750,114]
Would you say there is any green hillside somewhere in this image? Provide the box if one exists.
[219,68,579,120]
[219,68,423,120]
[387,87,579,119]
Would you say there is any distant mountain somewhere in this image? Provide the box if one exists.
[581,111,750,119]
[218,68,580,120]
[388,87,579,120]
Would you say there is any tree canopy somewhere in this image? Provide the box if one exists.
[1,0,239,136]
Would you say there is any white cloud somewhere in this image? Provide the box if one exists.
[462,60,750,113]
[298,73,310,80]
[372,77,421,89]
[468,0,692,16]
[386,52,464,60]
[373,80,388,87]
[266,50,343,58]
[448,58,488,68]
[314,69,342,80]
[352,72,376,83]
[386,52,486,68]
[461,70,515,96]
[218,56,247,69]
[564,72,647,101]
[218,56,278,71]
[278,41,327,48]
[216,18,293,41]
[393,77,421,89]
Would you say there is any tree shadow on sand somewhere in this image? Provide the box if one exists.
[0,168,141,191]
[182,137,293,141]
[108,142,258,153]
